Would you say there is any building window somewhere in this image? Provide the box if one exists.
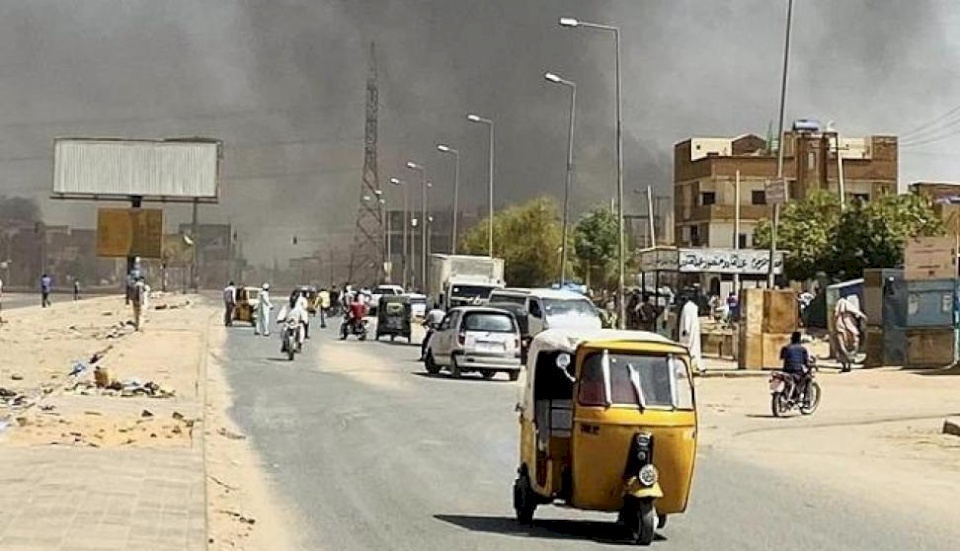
[701,192,716,206]
[690,225,700,246]
[807,151,817,169]
[738,234,748,249]
[751,190,766,205]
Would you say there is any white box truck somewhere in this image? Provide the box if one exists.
[428,254,505,309]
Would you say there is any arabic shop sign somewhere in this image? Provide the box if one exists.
[678,248,783,275]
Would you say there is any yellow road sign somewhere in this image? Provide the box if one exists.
[97,208,164,258]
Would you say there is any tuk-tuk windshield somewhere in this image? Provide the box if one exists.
[578,351,693,410]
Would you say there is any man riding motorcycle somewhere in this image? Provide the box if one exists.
[346,293,367,333]
[779,331,814,403]
[278,294,310,351]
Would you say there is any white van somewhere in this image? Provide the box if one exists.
[488,288,601,335]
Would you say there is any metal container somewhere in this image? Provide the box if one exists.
[905,327,958,368]
[904,279,956,328]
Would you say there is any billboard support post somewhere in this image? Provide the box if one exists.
[127,196,143,279]
[191,200,199,292]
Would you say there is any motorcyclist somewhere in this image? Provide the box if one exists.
[278,293,309,351]
[289,290,311,339]
[779,331,813,403]
[346,292,367,333]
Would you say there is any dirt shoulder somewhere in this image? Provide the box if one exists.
[204,322,299,550]
[697,368,960,530]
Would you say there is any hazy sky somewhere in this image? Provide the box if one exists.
[1,0,959,262]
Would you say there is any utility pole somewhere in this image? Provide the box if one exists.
[769,0,794,288]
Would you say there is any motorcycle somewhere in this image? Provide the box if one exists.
[281,318,302,361]
[340,315,369,341]
[769,360,821,417]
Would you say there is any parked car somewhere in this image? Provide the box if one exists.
[423,306,522,381]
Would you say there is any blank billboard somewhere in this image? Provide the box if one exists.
[54,138,220,200]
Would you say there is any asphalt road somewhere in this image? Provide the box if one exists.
[0,292,99,310]
[223,322,958,550]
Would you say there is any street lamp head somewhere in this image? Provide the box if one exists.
[544,72,562,83]
[559,17,580,27]
[467,114,482,123]
[437,144,453,153]
[406,161,422,170]
[389,177,402,185]
[374,189,383,196]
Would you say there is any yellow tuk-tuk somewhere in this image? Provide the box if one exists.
[514,329,697,545]
[234,286,261,325]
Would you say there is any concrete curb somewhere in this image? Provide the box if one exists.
[697,370,769,379]
[944,417,960,437]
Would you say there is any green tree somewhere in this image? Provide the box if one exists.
[573,207,619,289]
[832,194,944,278]
[755,192,944,280]
[459,197,562,286]
[753,191,842,281]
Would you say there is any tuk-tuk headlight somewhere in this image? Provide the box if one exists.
[556,353,571,369]
[638,464,659,487]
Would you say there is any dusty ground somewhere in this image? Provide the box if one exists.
[205,323,299,551]
[696,367,960,528]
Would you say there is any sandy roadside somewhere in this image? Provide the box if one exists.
[696,369,960,531]
[204,323,301,550]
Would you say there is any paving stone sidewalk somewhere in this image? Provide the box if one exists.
[0,295,213,551]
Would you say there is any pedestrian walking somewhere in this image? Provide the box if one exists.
[131,277,146,330]
[255,283,273,336]
[222,281,237,326]
[40,273,52,307]
[318,287,331,328]
[678,298,703,373]
[833,295,866,373]
[73,279,81,301]
[637,294,662,333]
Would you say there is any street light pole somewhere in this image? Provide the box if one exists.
[770,0,794,288]
[468,114,495,257]
[559,17,625,328]
[437,144,461,254]
[390,177,409,289]
[545,72,577,287]
[406,161,427,290]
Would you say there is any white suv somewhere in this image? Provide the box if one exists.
[423,306,522,381]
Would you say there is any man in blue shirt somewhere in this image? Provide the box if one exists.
[780,331,812,402]
[40,273,52,308]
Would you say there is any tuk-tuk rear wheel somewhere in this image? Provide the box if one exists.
[508,371,520,382]
[480,370,495,380]
[513,472,536,524]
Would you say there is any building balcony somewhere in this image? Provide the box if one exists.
[679,204,772,223]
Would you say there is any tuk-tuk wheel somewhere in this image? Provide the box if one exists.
[450,357,462,379]
[390,335,395,342]
[480,370,495,380]
[508,371,520,382]
[513,472,536,525]
[625,498,657,546]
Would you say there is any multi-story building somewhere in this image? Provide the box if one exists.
[674,128,898,249]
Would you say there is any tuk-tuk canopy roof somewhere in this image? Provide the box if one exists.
[530,328,682,357]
